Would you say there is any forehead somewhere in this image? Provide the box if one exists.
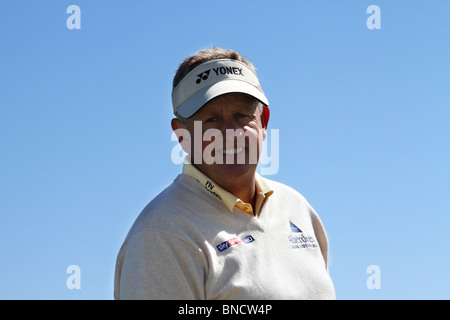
[196,93,257,116]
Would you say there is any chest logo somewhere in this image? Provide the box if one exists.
[216,235,255,252]
[288,221,318,249]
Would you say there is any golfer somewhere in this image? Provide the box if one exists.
[114,47,335,300]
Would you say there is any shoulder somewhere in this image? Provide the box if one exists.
[262,177,331,265]
[126,174,220,236]
[263,176,313,208]
[263,177,325,229]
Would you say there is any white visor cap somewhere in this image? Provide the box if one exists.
[171,59,269,118]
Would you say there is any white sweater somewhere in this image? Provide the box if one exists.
[114,173,335,300]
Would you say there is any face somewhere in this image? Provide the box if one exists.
[172,93,269,184]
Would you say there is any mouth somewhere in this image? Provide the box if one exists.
[217,147,245,155]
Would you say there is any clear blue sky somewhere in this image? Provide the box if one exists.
[1,0,449,300]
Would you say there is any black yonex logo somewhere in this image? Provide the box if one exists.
[212,66,243,76]
[196,70,211,84]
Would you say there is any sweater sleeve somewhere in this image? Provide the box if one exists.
[309,208,330,271]
[115,230,207,300]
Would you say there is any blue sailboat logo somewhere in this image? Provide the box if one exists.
[289,221,302,233]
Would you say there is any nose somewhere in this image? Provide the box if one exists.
[222,119,245,149]
[220,116,243,133]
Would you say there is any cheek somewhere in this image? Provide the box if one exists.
[189,133,222,160]
[202,139,214,151]
[244,123,264,140]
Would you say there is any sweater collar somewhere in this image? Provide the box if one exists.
[182,157,273,214]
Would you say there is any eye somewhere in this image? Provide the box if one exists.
[206,117,217,123]
[236,113,253,122]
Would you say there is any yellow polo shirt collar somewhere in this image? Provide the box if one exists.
[182,158,273,216]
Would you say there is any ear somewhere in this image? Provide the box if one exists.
[171,118,191,154]
[260,106,270,140]
[261,106,270,129]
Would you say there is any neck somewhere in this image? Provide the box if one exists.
[193,162,258,207]
[218,173,257,207]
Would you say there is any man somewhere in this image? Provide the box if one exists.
[114,47,335,300]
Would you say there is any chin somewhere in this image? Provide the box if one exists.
[215,162,256,178]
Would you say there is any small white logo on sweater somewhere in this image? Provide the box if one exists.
[288,221,318,249]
